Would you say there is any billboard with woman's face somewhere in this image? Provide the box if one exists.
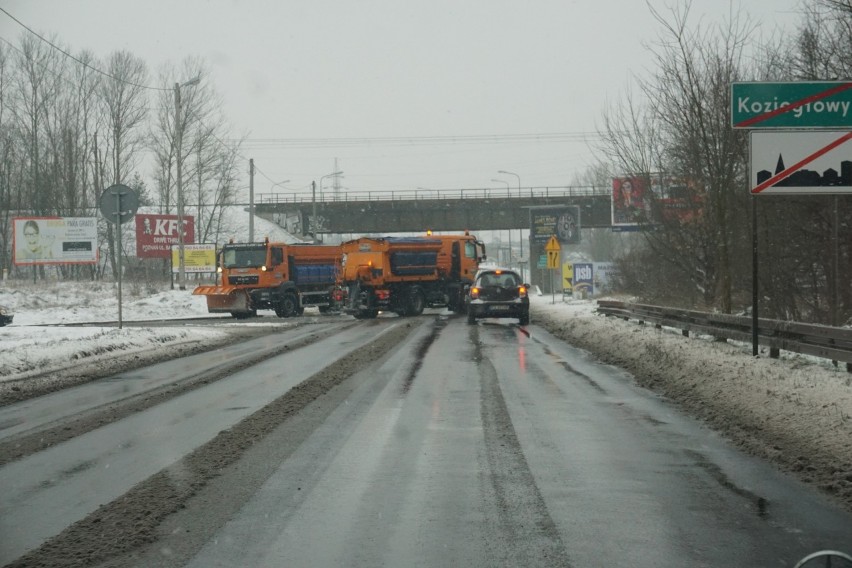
[611,177,649,229]
[13,217,98,265]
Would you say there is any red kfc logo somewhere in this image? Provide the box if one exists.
[136,214,194,258]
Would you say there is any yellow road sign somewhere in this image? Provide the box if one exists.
[547,250,559,269]
[545,235,561,252]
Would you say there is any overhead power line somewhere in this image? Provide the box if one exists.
[235,132,603,150]
[0,6,168,92]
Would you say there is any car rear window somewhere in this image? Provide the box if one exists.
[478,272,520,287]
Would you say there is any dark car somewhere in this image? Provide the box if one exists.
[465,268,529,325]
[0,305,13,327]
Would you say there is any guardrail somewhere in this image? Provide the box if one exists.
[596,300,852,372]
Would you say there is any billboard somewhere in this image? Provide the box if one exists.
[136,214,195,258]
[170,243,217,273]
[530,206,581,244]
[572,263,593,295]
[13,217,98,265]
[611,177,651,229]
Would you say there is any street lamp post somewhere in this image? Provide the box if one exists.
[269,179,290,203]
[498,170,523,278]
[491,178,510,193]
[313,171,343,242]
[174,76,201,291]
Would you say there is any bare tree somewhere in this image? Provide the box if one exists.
[150,58,244,251]
[596,2,756,312]
[100,51,149,186]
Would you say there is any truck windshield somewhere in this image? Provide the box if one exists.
[222,246,268,268]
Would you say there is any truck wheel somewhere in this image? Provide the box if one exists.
[406,288,426,316]
[275,293,298,318]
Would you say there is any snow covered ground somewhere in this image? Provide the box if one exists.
[0,280,279,384]
[1,280,851,511]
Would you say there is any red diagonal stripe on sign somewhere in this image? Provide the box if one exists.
[735,82,852,128]
[752,131,852,194]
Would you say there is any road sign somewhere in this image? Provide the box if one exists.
[732,81,852,129]
[750,130,852,195]
[545,235,560,252]
[547,250,559,269]
[99,184,139,224]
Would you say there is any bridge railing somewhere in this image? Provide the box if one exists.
[256,185,610,205]
[596,299,852,372]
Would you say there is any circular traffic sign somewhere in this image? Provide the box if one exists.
[99,184,139,224]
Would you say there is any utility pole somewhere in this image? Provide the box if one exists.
[175,82,186,291]
[174,76,200,291]
[333,158,340,200]
[312,180,317,242]
[249,158,255,242]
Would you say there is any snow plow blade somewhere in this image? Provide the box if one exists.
[192,285,251,314]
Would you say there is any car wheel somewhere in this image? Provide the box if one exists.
[518,313,530,326]
[467,312,476,325]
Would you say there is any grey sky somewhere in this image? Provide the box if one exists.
[2,0,802,197]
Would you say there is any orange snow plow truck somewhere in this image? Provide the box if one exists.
[193,239,340,318]
[337,233,486,319]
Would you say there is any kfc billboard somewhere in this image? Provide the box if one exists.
[136,214,195,258]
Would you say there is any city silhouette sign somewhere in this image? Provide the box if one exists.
[750,130,852,195]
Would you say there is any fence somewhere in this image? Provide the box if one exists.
[596,300,852,372]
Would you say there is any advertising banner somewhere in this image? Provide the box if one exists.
[593,262,618,295]
[611,177,652,230]
[530,206,581,244]
[13,217,98,265]
[170,243,217,273]
[572,263,593,296]
[136,214,195,258]
[562,262,573,294]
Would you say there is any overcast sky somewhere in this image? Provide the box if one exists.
[1,0,803,197]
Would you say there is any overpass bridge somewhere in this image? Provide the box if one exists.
[253,185,613,236]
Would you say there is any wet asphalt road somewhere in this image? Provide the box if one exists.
[2,313,852,567]
[177,316,852,568]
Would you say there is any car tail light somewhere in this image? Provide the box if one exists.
[518,286,527,298]
[470,287,480,299]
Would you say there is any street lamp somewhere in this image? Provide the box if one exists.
[497,170,521,195]
[270,179,290,202]
[174,75,201,291]
[491,179,510,192]
[498,170,522,277]
[312,171,343,242]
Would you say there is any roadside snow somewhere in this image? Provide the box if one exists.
[1,281,242,382]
